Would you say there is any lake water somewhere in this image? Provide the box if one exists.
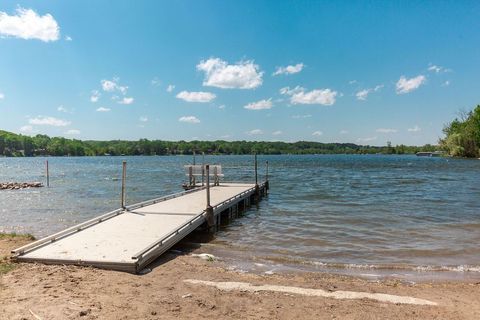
[1,155,479,281]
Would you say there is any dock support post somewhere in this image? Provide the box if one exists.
[45,160,50,187]
[265,160,269,192]
[121,161,127,209]
[254,153,260,203]
[205,165,215,231]
[201,152,205,186]
[192,151,196,186]
[188,166,193,187]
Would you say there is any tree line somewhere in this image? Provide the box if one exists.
[440,105,480,158]
[0,129,437,157]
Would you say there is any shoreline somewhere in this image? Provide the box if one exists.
[2,235,480,319]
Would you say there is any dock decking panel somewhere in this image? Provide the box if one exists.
[15,183,258,271]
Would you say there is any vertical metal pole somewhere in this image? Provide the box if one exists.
[201,152,205,186]
[192,151,196,186]
[254,153,260,203]
[121,161,126,209]
[206,165,210,207]
[189,166,193,186]
[46,160,50,187]
[254,153,258,185]
[205,164,214,229]
[266,160,269,181]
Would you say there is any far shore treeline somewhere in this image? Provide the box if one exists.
[0,129,438,157]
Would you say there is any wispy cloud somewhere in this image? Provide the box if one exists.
[57,105,71,113]
[176,91,216,103]
[357,136,377,143]
[96,107,110,112]
[312,131,323,136]
[64,35,72,41]
[118,97,134,105]
[356,84,384,101]
[442,80,450,87]
[101,78,129,95]
[246,129,263,135]
[19,125,34,133]
[0,92,4,100]
[273,63,304,76]
[197,57,263,89]
[396,75,426,94]
[179,116,200,124]
[272,130,282,136]
[376,128,397,133]
[29,116,70,127]
[0,7,60,42]
[281,86,338,106]
[90,90,100,103]
[292,114,312,119]
[166,84,175,93]
[244,98,273,110]
[139,116,148,122]
[65,129,80,135]
[340,130,349,134]
[428,63,451,74]
[151,77,161,87]
[408,125,421,132]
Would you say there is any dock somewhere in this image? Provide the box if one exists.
[12,163,269,273]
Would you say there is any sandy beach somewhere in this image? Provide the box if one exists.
[1,235,479,320]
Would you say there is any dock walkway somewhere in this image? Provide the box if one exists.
[12,182,267,273]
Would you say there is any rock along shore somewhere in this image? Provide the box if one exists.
[0,182,43,190]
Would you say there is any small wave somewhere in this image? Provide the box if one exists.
[260,256,480,274]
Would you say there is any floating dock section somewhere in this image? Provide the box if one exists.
[12,180,268,273]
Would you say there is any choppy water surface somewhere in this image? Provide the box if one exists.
[1,155,479,281]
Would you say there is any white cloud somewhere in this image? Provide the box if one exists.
[349,80,357,85]
[292,114,312,119]
[19,125,34,133]
[29,116,70,127]
[0,92,4,100]
[101,78,129,96]
[151,77,161,86]
[176,91,216,103]
[57,105,70,113]
[65,129,80,135]
[312,131,323,136]
[101,79,117,92]
[273,63,304,76]
[408,125,421,132]
[246,129,263,135]
[0,8,60,42]
[356,89,370,101]
[166,84,175,92]
[281,86,338,106]
[340,130,349,134]
[65,35,72,41]
[357,136,377,143]
[218,104,226,110]
[96,107,110,112]
[139,116,148,122]
[179,116,200,124]
[442,80,450,87]
[376,128,397,133]
[118,97,134,105]
[197,57,263,89]
[272,130,282,135]
[428,64,451,73]
[244,98,273,110]
[90,90,100,103]
[395,75,426,94]
[356,84,383,101]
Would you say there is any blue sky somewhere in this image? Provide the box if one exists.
[0,1,479,146]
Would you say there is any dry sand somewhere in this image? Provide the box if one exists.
[1,236,480,320]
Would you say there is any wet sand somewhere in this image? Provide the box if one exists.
[1,236,480,320]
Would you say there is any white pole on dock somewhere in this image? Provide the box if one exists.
[201,152,205,186]
[121,161,127,209]
[254,153,260,203]
[45,160,50,187]
[205,164,214,228]
[192,151,196,186]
